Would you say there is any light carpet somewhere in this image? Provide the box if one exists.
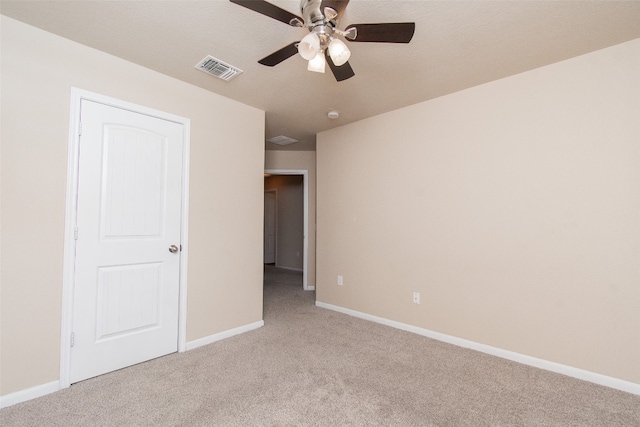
[1,266,639,426]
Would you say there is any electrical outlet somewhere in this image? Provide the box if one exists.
[337,275,344,286]
[413,292,420,304]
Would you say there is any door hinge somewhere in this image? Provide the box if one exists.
[70,332,75,347]
[74,226,78,240]
[78,122,82,136]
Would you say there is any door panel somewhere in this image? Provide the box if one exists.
[101,125,165,239]
[96,263,161,340]
[70,100,183,383]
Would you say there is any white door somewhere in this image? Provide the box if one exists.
[70,100,184,383]
[264,191,276,264]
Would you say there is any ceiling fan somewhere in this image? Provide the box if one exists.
[229,0,415,81]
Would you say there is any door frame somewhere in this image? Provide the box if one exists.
[59,88,191,389]
[264,169,310,290]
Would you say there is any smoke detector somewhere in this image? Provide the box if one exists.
[328,110,339,119]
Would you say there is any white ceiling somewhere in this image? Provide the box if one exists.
[2,0,640,151]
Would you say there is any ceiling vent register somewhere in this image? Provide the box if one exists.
[195,55,243,81]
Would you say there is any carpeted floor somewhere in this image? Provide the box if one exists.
[1,265,639,426]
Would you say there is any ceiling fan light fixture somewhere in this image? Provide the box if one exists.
[328,38,351,66]
[298,32,321,60]
[307,51,326,73]
[229,0,416,82]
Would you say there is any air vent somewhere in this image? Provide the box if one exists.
[195,55,242,81]
[267,135,298,146]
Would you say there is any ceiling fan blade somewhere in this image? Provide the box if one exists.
[326,51,355,82]
[230,0,303,26]
[345,22,416,43]
[321,0,350,20]
[258,42,300,66]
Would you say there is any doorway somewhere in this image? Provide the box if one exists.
[264,170,310,290]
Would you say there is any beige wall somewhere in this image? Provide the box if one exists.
[264,150,316,286]
[0,17,265,396]
[265,175,304,271]
[317,39,640,384]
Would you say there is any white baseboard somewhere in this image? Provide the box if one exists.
[1,321,265,408]
[185,320,264,351]
[0,380,60,409]
[315,301,640,396]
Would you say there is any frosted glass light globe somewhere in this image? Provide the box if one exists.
[298,32,321,61]
[328,38,351,66]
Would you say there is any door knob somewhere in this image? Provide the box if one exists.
[169,245,179,253]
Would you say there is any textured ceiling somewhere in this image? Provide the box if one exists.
[2,0,640,151]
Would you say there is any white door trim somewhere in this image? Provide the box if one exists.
[60,88,191,389]
[264,169,310,290]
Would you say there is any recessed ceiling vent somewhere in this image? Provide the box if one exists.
[195,55,242,81]
[267,135,298,146]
